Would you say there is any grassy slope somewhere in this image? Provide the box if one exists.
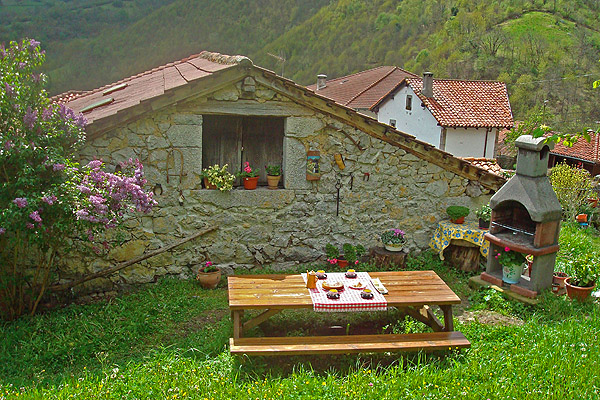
[0,238,599,399]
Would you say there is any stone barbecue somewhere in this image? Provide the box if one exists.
[482,135,562,297]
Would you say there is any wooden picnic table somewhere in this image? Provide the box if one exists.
[228,270,470,356]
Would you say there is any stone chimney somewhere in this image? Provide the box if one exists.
[422,72,433,98]
[316,74,327,90]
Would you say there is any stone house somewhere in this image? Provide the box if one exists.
[311,69,514,159]
[57,52,506,288]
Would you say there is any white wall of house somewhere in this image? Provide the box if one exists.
[377,86,442,148]
[444,127,496,159]
[376,86,497,158]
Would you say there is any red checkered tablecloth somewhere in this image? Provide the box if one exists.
[302,272,387,312]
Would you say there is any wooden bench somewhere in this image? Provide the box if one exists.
[230,331,470,356]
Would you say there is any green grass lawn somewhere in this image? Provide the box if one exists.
[1,228,599,399]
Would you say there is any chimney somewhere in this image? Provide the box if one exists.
[422,72,433,98]
[316,74,327,90]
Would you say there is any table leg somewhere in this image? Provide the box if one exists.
[232,310,244,339]
[440,305,454,331]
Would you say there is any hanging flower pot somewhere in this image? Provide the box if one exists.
[565,278,596,301]
[243,177,259,190]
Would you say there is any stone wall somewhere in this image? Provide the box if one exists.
[65,80,492,293]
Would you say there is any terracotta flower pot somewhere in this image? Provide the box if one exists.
[203,177,217,190]
[337,258,349,269]
[451,216,465,224]
[196,269,221,289]
[553,272,570,289]
[576,214,588,223]
[587,198,598,208]
[243,176,259,190]
[266,175,281,189]
[565,278,596,301]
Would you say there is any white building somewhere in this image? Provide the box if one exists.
[312,69,513,159]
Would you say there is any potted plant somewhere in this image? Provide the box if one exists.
[494,246,526,284]
[200,164,235,192]
[343,243,366,266]
[325,243,345,268]
[265,164,281,190]
[196,261,221,289]
[553,261,570,289]
[446,205,470,224]
[475,204,491,229]
[565,254,598,301]
[380,228,406,252]
[238,161,259,190]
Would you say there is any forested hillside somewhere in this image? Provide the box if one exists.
[2,0,600,131]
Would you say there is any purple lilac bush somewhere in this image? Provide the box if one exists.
[0,39,156,319]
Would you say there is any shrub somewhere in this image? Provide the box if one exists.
[549,162,594,220]
[0,39,155,319]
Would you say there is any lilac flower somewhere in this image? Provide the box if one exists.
[86,159,103,170]
[18,62,26,69]
[74,113,87,129]
[76,210,89,220]
[23,107,38,129]
[77,184,92,194]
[29,211,42,223]
[13,198,27,208]
[42,195,57,205]
[4,83,14,97]
[26,223,35,229]
[53,163,66,171]
[28,39,40,51]
[4,141,14,150]
[31,73,41,83]
[42,107,53,121]
[0,228,6,235]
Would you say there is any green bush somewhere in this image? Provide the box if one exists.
[549,162,594,220]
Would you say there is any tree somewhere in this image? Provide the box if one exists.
[0,39,156,320]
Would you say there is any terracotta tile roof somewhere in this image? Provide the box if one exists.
[54,52,247,124]
[496,128,517,157]
[461,157,504,176]
[551,131,600,163]
[377,78,513,129]
[307,66,417,109]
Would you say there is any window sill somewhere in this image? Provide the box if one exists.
[192,187,295,209]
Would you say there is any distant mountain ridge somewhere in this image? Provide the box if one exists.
[2,0,600,131]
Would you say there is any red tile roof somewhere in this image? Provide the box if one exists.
[496,128,517,157]
[55,52,246,123]
[387,78,514,129]
[551,131,600,164]
[461,157,504,176]
[307,66,417,109]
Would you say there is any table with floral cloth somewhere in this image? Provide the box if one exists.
[429,220,489,260]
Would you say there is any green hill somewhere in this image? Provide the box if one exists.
[2,0,600,131]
